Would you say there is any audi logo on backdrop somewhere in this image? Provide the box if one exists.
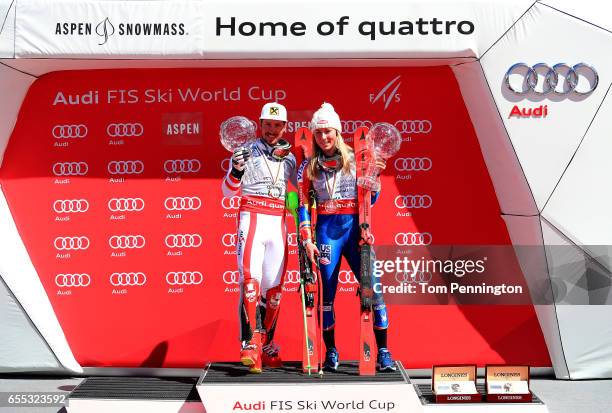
[166,271,203,286]
[221,158,231,172]
[504,63,598,95]
[394,195,432,209]
[106,122,144,137]
[107,160,144,175]
[164,159,201,174]
[53,162,88,176]
[221,196,240,210]
[165,234,202,248]
[53,199,89,213]
[341,120,373,134]
[394,157,432,172]
[52,124,88,139]
[54,236,90,250]
[395,270,433,284]
[394,120,432,134]
[394,232,433,246]
[222,233,237,247]
[287,233,298,247]
[223,270,240,285]
[110,272,147,286]
[108,235,146,249]
[107,198,145,212]
[164,196,202,211]
[339,270,358,285]
[284,270,300,284]
[55,273,91,288]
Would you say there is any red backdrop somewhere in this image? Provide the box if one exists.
[0,66,551,368]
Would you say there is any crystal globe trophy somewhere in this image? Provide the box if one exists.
[357,122,402,191]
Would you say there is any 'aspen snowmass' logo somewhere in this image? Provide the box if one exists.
[55,18,187,45]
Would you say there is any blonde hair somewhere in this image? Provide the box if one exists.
[307,130,353,180]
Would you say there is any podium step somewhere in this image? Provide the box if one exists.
[67,376,203,413]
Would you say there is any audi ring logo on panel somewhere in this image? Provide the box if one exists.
[394,120,432,134]
[165,234,202,248]
[54,236,90,250]
[108,235,146,249]
[107,198,145,212]
[394,232,433,246]
[394,157,432,172]
[341,120,373,134]
[106,122,144,137]
[52,162,88,176]
[164,196,202,211]
[221,196,240,210]
[53,199,89,213]
[55,273,91,287]
[395,271,433,284]
[339,270,358,285]
[284,270,300,284]
[222,233,237,247]
[504,63,598,95]
[287,233,298,247]
[166,271,204,285]
[164,159,201,174]
[223,271,240,285]
[394,195,432,209]
[107,160,145,175]
[221,158,231,172]
[52,124,88,139]
[110,272,147,286]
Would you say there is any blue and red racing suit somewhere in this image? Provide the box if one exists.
[297,154,388,331]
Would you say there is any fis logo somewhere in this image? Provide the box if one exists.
[319,244,332,265]
[370,76,401,110]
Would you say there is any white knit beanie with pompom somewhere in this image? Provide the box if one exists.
[310,102,342,134]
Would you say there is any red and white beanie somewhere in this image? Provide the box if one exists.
[310,102,342,134]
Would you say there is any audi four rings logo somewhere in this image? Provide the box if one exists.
[223,270,240,285]
[52,124,88,139]
[55,273,91,287]
[107,198,145,212]
[341,120,373,134]
[394,232,433,246]
[339,270,358,285]
[110,272,147,286]
[504,63,598,95]
[165,196,202,211]
[394,157,432,172]
[107,160,145,175]
[394,120,432,134]
[54,236,90,250]
[165,234,202,248]
[166,271,203,285]
[109,235,146,249]
[221,158,231,172]
[394,195,432,209]
[285,270,300,284]
[395,271,433,284]
[287,233,297,247]
[222,233,237,247]
[53,162,88,176]
[106,122,144,137]
[221,196,240,210]
[164,159,201,174]
[53,199,89,213]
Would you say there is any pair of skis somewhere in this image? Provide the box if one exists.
[292,127,377,376]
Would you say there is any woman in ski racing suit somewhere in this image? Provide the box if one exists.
[297,102,395,372]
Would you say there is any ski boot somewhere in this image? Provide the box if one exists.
[262,342,283,368]
[376,348,396,372]
[323,347,340,371]
[240,332,262,373]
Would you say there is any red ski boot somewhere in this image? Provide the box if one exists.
[240,332,262,373]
